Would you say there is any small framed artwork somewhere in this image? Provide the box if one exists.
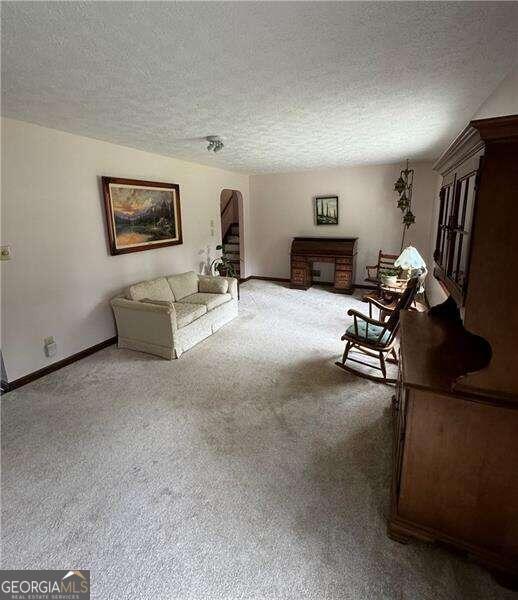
[315,195,338,225]
[102,177,183,255]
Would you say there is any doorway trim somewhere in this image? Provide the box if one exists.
[220,189,245,279]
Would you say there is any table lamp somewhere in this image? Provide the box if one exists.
[395,246,427,291]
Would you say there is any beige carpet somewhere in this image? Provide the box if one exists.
[1,280,512,599]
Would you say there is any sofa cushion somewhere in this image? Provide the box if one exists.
[180,292,232,311]
[173,302,207,328]
[198,276,229,295]
[129,277,175,302]
[167,271,199,301]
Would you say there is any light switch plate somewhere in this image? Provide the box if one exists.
[0,245,12,260]
[44,336,57,357]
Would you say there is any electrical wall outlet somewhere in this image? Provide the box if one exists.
[0,245,12,260]
[44,336,57,357]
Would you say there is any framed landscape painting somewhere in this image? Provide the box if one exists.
[102,177,183,255]
[315,195,338,225]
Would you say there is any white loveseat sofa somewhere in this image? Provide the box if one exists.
[111,271,238,359]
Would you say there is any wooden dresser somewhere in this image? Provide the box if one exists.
[290,237,357,293]
[389,115,518,584]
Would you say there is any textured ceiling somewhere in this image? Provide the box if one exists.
[2,2,517,173]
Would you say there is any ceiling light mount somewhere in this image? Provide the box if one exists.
[206,135,224,153]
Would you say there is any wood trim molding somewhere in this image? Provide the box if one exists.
[434,114,518,175]
[433,123,483,175]
[240,275,376,290]
[247,275,291,283]
[470,113,518,142]
[1,337,117,394]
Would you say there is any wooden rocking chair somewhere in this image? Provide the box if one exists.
[365,250,399,286]
[335,277,419,384]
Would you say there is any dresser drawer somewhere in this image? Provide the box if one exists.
[291,268,306,282]
[291,260,308,270]
[334,271,352,287]
[335,263,352,272]
[336,257,352,266]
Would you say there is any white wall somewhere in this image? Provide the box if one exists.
[249,162,439,285]
[474,66,518,119]
[1,118,250,382]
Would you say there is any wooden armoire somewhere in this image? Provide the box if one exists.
[389,115,518,584]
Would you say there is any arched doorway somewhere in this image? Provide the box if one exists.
[219,189,244,280]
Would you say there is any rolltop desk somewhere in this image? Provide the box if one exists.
[290,237,357,293]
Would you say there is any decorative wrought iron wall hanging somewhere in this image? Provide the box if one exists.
[394,160,415,251]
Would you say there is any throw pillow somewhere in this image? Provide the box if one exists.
[199,276,229,294]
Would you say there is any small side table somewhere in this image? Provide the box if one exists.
[363,279,427,320]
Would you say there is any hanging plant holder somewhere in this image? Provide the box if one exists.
[403,210,415,227]
[397,192,409,211]
[394,160,415,251]
[394,176,406,194]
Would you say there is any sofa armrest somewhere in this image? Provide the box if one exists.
[221,277,238,300]
[111,297,178,347]
[111,297,175,315]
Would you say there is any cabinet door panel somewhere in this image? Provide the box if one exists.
[457,173,477,290]
[433,163,478,302]
[398,390,518,554]
[449,178,466,280]
[444,184,456,275]
[447,171,477,289]
[434,183,454,269]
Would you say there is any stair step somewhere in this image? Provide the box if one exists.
[224,243,239,252]
[230,225,239,235]
[226,235,239,243]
